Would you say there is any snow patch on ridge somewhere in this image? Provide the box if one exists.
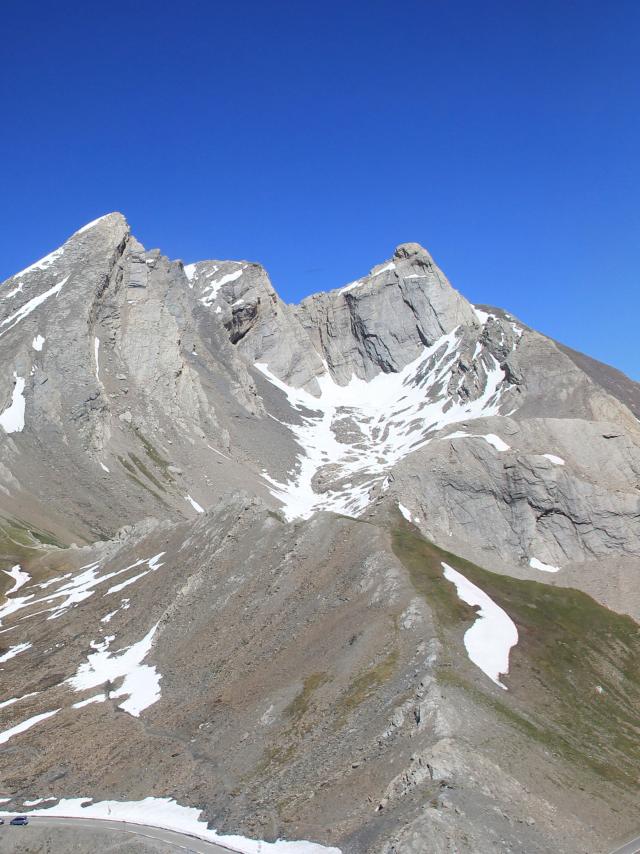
[371,262,396,277]
[12,248,64,280]
[442,562,518,690]
[75,214,111,235]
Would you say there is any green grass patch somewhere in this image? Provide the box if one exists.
[0,517,66,572]
[118,458,167,506]
[336,650,399,724]
[128,453,166,493]
[132,427,174,483]
[391,517,640,791]
[284,672,328,723]
[257,673,328,773]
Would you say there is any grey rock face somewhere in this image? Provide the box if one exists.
[294,242,479,385]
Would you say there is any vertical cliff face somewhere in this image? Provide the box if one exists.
[294,242,479,384]
[0,214,639,854]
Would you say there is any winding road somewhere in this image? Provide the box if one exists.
[2,815,237,852]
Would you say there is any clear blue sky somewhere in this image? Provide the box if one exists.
[1,1,638,378]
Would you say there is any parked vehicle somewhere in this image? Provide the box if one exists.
[10,816,28,825]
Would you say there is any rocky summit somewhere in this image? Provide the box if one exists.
[0,213,638,854]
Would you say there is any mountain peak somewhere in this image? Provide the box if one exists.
[393,241,432,260]
[71,212,129,238]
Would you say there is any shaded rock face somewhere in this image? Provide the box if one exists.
[0,213,639,854]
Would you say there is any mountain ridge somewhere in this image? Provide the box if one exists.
[0,212,639,854]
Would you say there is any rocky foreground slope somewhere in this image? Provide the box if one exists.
[0,214,638,853]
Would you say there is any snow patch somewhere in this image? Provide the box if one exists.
[72,693,106,709]
[0,797,342,853]
[0,641,32,663]
[100,462,110,473]
[446,431,511,452]
[13,248,64,280]
[338,279,362,295]
[185,494,204,514]
[0,708,60,745]
[370,262,396,277]
[3,565,30,594]
[398,503,414,523]
[0,276,69,338]
[0,554,164,626]
[100,598,130,624]
[200,267,246,306]
[0,691,39,710]
[75,214,110,235]
[442,562,518,690]
[256,327,509,521]
[67,623,161,717]
[94,337,100,381]
[1,282,24,299]
[528,557,561,573]
[0,373,26,433]
[472,306,492,325]
[32,334,45,351]
[542,454,565,466]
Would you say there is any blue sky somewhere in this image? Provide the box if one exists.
[1,1,638,378]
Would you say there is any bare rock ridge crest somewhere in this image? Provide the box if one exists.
[0,211,638,854]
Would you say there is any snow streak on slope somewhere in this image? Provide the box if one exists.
[0,553,165,626]
[75,214,111,235]
[0,642,32,663]
[0,708,60,745]
[256,328,510,520]
[0,275,69,339]
[11,247,64,280]
[441,562,518,690]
